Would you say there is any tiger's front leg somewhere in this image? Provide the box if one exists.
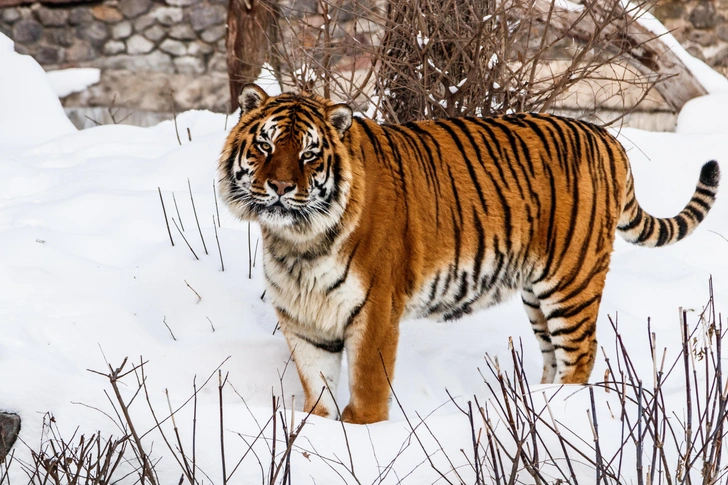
[279,312,344,419]
[341,293,401,424]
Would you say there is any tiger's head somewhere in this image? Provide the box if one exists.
[218,85,355,241]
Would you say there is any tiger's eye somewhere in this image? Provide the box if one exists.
[302,150,315,160]
[258,142,271,152]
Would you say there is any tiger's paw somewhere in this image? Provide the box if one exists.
[341,403,388,424]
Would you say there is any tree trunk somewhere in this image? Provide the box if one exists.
[226,0,277,113]
[532,0,707,112]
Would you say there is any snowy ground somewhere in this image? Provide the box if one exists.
[2,30,728,484]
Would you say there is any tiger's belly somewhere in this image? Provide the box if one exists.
[263,251,365,340]
[404,259,525,322]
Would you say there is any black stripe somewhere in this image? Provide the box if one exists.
[326,241,361,294]
[435,120,489,214]
[546,293,601,322]
[344,282,374,328]
[295,333,345,353]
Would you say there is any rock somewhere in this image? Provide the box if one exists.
[689,1,717,30]
[0,413,20,463]
[166,0,200,5]
[36,6,68,27]
[95,51,175,73]
[104,40,126,55]
[46,27,75,47]
[711,45,728,66]
[174,55,205,74]
[187,40,213,56]
[68,7,93,25]
[2,9,21,24]
[168,24,196,40]
[153,6,183,26]
[66,40,96,62]
[653,1,685,20]
[283,0,317,16]
[200,25,225,43]
[91,5,124,23]
[12,18,43,44]
[717,24,728,42]
[208,51,227,72]
[77,21,109,48]
[127,34,155,54]
[112,21,133,40]
[133,14,155,32]
[143,25,167,42]
[35,44,64,64]
[160,38,186,56]
[689,29,717,46]
[189,4,226,31]
[120,0,153,19]
[14,43,30,55]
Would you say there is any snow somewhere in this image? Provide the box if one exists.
[46,67,101,98]
[0,35,76,148]
[2,31,728,484]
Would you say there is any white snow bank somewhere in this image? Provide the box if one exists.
[0,33,76,148]
[46,67,101,98]
[676,92,728,134]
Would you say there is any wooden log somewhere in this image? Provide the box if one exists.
[531,0,707,112]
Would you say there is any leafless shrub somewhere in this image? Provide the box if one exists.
[251,0,672,127]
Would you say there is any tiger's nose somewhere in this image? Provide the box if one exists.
[268,180,296,196]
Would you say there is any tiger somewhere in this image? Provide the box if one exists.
[217,84,720,424]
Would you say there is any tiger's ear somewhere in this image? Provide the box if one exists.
[327,103,353,135]
[238,84,269,115]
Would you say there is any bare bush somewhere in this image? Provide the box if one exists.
[238,0,705,126]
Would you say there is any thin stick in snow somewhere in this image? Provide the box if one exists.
[169,89,181,146]
[186,127,192,142]
[187,179,208,255]
[206,316,216,332]
[253,238,259,268]
[163,317,177,341]
[184,280,202,303]
[158,187,174,246]
[213,215,224,272]
[219,370,228,485]
[213,180,221,227]
[247,222,252,279]
[172,192,184,231]
[172,217,199,260]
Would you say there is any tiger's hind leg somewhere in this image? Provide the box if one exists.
[531,267,607,385]
[522,288,556,383]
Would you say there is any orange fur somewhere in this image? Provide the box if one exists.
[218,85,720,424]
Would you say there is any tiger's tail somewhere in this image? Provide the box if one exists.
[617,160,720,248]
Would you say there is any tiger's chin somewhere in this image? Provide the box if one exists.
[252,202,342,242]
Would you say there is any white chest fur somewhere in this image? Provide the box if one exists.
[263,249,365,340]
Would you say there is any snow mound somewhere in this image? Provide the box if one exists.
[0,33,76,149]
[676,92,728,134]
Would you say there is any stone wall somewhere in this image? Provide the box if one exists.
[0,0,228,74]
[1,0,728,129]
[0,0,231,126]
[654,0,728,75]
